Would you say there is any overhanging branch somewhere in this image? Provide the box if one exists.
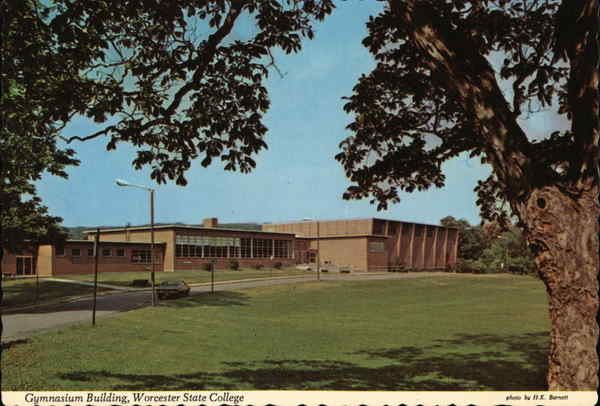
[390,0,537,200]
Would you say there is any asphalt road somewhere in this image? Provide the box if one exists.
[2,272,449,342]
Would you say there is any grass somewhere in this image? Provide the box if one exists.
[1,278,109,309]
[62,268,311,287]
[1,274,550,391]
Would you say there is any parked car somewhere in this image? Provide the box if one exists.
[156,280,190,300]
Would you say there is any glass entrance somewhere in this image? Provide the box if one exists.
[16,257,36,276]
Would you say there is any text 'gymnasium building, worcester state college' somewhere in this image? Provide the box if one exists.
[3,217,458,277]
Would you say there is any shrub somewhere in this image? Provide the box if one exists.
[273,262,282,269]
[229,261,240,271]
[455,259,487,274]
[202,263,213,271]
[253,263,263,270]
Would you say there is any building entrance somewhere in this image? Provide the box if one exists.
[16,256,36,276]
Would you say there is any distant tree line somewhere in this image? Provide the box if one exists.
[440,216,535,276]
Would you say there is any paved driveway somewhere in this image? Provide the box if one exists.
[2,272,451,341]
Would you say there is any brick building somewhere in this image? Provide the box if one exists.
[2,241,165,277]
[263,218,459,271]
[85,218,296,272]
[2,217,458,276]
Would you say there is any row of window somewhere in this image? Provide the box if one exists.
[56,247,155,263]
[57,247,126,257]
[176,238,292,259]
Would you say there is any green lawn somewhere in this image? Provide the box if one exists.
[1,279,109,309]
[62,268,311,287]
[2,274,550,390]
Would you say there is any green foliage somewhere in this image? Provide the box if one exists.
[440,216,490,261]
[479,228,536,275]
[3,0,335,253]
[229,260,240,270]
[6,0,335,184]
[335,0,574,222]
[450,221,536,275]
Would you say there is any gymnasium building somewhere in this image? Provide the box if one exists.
[2,217,458,276]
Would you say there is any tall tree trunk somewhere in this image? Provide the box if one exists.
[519,185,599,390]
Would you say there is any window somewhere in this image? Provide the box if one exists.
[102,248,112,257]
[55,246,65,256]
[71,248,81,257]
[132,249,151,263]
[427,227,434,237]
[87,248,94,256]
[252,238,273,258]
[116,248,125,257]
[274,240,291,258]
[369,241,385,253]
[176,235,241,258]
[241,238,252,258]
[402,224,412,235]
[373,220,385,235]
[388,222,398,235]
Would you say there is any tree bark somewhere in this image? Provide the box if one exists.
[519,185,599,390]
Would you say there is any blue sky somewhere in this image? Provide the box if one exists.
[37,1,555,229]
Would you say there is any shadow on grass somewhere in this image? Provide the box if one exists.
[1,281,103,310]
[1,339,29,350]
[58,332,548,390]
[162,291,250,308]
[5,289,247,317]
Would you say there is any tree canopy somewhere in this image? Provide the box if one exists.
[337,0,598,390]
[2,0,334,249]
[336,0,596,224]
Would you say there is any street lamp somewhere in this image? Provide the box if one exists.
[116,178,157,306]
[303,218,320,281]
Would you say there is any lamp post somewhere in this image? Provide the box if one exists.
[303,218,320,281]
[497,234,509,273]
[116,178,157,306]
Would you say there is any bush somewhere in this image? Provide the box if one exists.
[273,262,283,269]
[253,263,264,270]
[202,263,214,271]
[229,261,240,271]
[455,259,486,274]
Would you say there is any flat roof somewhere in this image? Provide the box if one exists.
[64,239,167,245]
[266,217,458,229]
[82,224,295,236]
[296,234,388,239]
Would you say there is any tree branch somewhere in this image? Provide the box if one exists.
[390,0,537,200]
[163,0,244,118]
[554,0,599,188]
[61,126,116,143]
